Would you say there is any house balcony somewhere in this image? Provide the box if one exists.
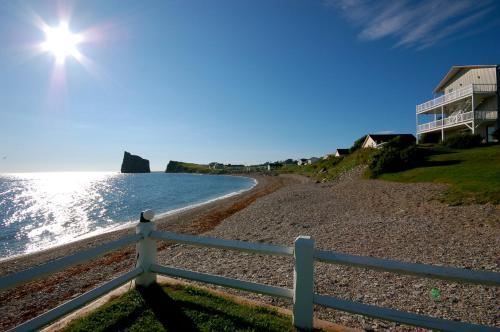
[417,110,498,134]
[416,84,497,114]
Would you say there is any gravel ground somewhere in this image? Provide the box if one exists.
[1,170,499,331]
[158,168,500,331]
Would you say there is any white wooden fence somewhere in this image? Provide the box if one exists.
[1,210,499,332]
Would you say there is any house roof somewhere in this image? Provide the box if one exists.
[433,65,498,93]
[366,134,416,145]
[335,149,349,155]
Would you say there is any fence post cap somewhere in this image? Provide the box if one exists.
[295,235,312,242]
[140,210,155,222]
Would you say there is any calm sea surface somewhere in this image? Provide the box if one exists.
[0,172,255,259]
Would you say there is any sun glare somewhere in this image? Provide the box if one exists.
[41,22,83,64]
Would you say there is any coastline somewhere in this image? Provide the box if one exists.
[0,174,294,331]
[0,173,257,263]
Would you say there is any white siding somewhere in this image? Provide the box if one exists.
[444,68,496,94]
[362,136,377,148]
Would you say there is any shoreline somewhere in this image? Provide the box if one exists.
[0,174,298,331]
[0,173,258,264]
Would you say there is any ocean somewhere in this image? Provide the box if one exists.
[0,172,256,259]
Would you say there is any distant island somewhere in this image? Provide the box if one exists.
[121,151,150,173]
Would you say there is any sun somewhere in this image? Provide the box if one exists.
[41,22,83,64]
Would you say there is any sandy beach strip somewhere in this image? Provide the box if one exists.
[0,174,295,331]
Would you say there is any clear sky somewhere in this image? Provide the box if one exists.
[1,0,499,172]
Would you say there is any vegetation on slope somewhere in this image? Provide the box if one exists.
[64,283,293,332]
[165,161,215,174]
[378,144,500,205]
[279,148,376,181]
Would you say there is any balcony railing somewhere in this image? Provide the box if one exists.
[417,110,498,133]
[416,84,497,114]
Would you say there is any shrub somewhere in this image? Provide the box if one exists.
[350,135,367,153]
[441,133,482,149]
[369,138,424,177]
[419,132,441,144]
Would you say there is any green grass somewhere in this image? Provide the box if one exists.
[63,283,294,332]
[279,148,376,181]
[378,144,500,205]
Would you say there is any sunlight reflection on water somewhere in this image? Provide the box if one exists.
[0,172,255,259]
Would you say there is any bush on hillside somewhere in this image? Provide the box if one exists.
[369,138,424,177]
[419,132,441,144]
[350,135,367,153]
[441,133,482,149]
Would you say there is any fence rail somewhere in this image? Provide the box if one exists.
[1,210,499,331]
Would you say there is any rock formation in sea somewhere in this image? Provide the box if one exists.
[121,151,151,173]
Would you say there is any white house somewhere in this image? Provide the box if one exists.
[334,149,349,157]
[416,65,499,143]
[361,134,416,149]
[297,157,319,165]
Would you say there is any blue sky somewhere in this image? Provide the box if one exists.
[0,0,499,172]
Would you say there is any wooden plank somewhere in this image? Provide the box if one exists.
[314,250,500,286]
[150,263,293,299]
[0,233,142,291]
[9,267,144,332]
[150,230,293,256]
[314,294,499,332]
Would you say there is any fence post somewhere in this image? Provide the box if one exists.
[293,235,314,330]
[135,210,157,287]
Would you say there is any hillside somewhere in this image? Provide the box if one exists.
[165,161,215,174]
[278,148,376,181]
[379,144,500,205]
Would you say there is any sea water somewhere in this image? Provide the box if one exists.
[0,172,256,259]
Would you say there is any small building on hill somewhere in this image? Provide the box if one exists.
[334,149,349,157]
[362,134,416,149]
[297,157,319,165]
[208,162,224,170]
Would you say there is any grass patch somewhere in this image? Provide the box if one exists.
[378,144,500,205]
[63,283,294,332]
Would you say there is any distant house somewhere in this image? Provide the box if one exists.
[362,134,416,149]
[334,149,349,157]
[208,162,224,169]
[297,158,309,166]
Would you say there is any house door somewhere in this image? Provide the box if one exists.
[486,125,496,143]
